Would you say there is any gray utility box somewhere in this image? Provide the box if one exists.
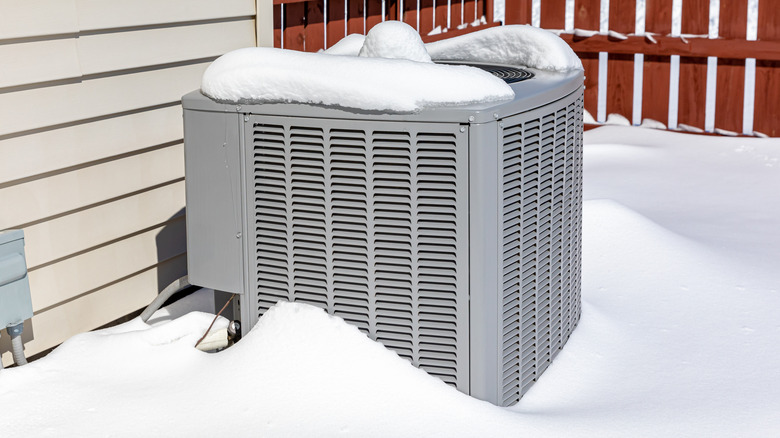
[182,63,584,406]
[0,230,33,328]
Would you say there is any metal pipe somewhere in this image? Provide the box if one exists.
[140,275,190,323]
[8,323,27,366]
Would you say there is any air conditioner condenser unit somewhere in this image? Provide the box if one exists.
[182,63,584,406]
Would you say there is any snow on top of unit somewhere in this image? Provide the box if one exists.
[321,33,365,55]
[202,20,587,110]
[200,47,513,112]
[322,22,583,73]
[358,21,432,63]
[426,24,583,73]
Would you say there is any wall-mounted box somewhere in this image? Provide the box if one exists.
[0,230,33,328]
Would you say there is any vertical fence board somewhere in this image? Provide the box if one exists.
[581,53,599,118]
[485,0,494,23]
[433,0,448,30]
[718,0,748,39]
[386,0,398,21]
[715,59,745,132]
[645,0,673,35]
[274,5,282,48]
[451,0,464,26]
[464,0,476,24]
[643,0,672,125]
[714,0,747,132]
[574,0,601,30]
[540,0,565,29]
[504,0,531,25]
[420,0,435,35]
[678,57,708,128]
[609,0,635,33]
[645,0,672,35]
[327,0,347,46]
[757,0,780,39]
[403,0,418,29]
[642,55,671,124]
[754,60,780,136]
[305,0,326,51]
[676,0,709,128]
[284,2,307,51]
[366,0,384,31]
[606,0,636,120]
[754,1,780,136]
[573,0,600,118]
[607,54,634,119]
[681,0,709,35]
[347,0,365,34]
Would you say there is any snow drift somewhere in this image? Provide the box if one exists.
[0,302,525,437]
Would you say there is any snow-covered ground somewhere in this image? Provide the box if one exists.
[2,126,779,436]
[512,126,780,436]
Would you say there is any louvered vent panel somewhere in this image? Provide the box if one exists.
[573,95,584,326]
[251,119,466,390]
[415,132,461,386]
[253,123,292,312]
[500,92,584,405]
[330,128,371,333]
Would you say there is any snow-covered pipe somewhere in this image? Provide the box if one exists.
[140,275,190,323]
[8,323,27,366]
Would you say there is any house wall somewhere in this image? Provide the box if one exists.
[0,0,260,366]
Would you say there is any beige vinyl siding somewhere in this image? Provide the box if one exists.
[0,0,258,366]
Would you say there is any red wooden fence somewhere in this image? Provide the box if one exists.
[507,0,779,137]
[273,0,494,51]
[273,0,778,137]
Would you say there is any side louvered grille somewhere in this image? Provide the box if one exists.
[500,93,584,405]
[251,119,467,389]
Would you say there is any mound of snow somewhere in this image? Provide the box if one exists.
[427,25,583,72]
[513,197,780,436]
[583,109,597,124]
[322,33,366,55]
[0,303,528,437]
[201,47,512,112]
[605,113,631,126]
[358,21,432,63]
[584,126,780,266]
[640,118,667,129]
